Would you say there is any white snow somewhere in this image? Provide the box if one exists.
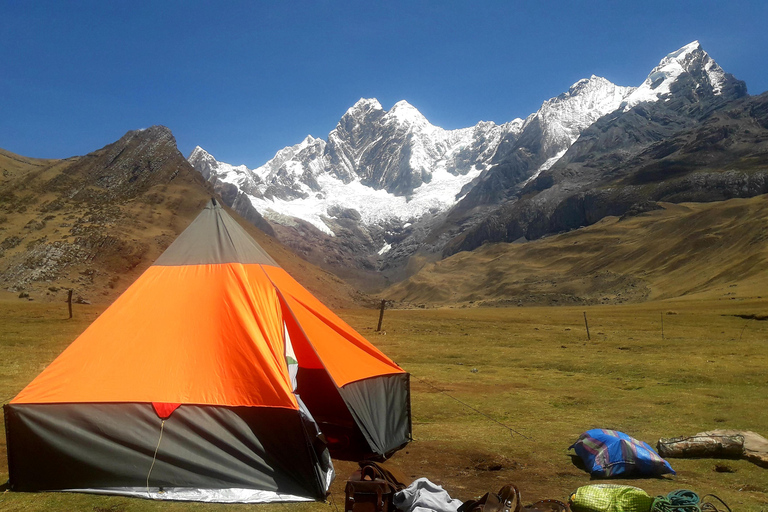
[622,41,726,111]
[377,243,392,255]
[247,159,490,235]
[185,99,533,236]
[192,85,633,235]
[523,149,568,187]
[191,49,725,239]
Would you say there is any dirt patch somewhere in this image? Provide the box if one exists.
[729,314,768,321]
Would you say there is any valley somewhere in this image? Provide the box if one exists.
[1,297,767,511]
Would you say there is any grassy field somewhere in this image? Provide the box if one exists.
[387,197,768,308]
[1,297,767,511]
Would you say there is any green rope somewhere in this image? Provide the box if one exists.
[651,489,701,512]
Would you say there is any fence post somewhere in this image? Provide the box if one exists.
[376,299,386,332]
[583,312,590,340]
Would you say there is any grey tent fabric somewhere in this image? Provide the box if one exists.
[5,403,328,499]
[338,373,411,458]
[154,199,278,267]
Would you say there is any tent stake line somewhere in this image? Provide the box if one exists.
[409,373,531,441]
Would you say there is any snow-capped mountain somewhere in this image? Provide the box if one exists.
[528,75,636,173]
[189,100,524,236]
[622,40,738,111]
[190,76,631,238]
[447,42,750,256]
[189,41,749,287]
[455,75,635,211]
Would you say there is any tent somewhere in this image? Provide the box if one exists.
[4,199,411,503]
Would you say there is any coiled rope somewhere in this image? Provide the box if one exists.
[651,489,701,512]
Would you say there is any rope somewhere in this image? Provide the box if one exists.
[700,494,732,512]
[651,489,701,512]
[328,488,341,512]
[146,419,166,499]
[409,373,531,440]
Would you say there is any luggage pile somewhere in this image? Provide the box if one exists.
[344,427,736,512]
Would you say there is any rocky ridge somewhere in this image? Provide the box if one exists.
[0,128,365,308]
[447,42,758,255]
[190,70,638,288]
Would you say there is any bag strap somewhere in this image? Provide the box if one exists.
[359,461,410,490]
[497,484,522,512]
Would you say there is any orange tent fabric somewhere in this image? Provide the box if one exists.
[12,200,404,409]
[265,266,402,387]
[13,264,296,408]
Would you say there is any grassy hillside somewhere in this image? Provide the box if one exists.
[0,137,366,310]
[387,195,768,306]
[1,298,767,510]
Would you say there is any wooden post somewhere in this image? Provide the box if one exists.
[376,299,386,332]
[583,312,590,340]
[67,289,73,319]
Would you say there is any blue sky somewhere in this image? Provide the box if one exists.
[2,1,767,167]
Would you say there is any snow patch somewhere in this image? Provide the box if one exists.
[622,41,726,111]
[523,149,567,186]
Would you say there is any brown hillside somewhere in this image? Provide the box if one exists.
[386,195,768,306]
[0,128,366,309]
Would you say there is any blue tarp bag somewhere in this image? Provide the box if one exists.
[570,429,676,477]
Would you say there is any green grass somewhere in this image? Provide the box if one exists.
[2,298,768,511]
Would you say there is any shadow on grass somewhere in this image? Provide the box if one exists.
[568,454,674,480]
[0,480,9,491]
[569,454,586,472]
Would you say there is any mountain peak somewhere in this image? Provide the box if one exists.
[567,75,617,96]
[386,100,431,127]
[345,98,383,117]
[668,40,701,59]
[189,145,210,159]
[622,41,744,111]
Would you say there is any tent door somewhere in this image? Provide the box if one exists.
[296,367,375,461]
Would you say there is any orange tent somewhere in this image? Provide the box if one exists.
[5,199,411,503]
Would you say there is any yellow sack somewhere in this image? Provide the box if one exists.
[569,484,654,512]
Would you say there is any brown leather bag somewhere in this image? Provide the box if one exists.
[344,461,410,512]
[359,460,410,490]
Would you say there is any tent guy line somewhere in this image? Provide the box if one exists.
[408,373,532,441]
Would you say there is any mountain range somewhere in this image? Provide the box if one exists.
[188,41,766,292]
[2,40,767,306]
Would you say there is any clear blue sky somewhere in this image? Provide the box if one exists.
[2,1,767,167]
